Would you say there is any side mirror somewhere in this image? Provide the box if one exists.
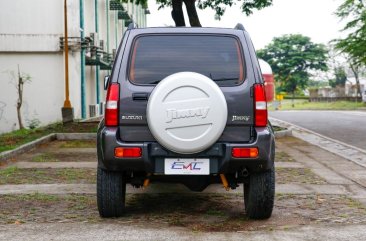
[104,76,110,90]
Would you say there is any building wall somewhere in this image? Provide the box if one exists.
[345,77,366,96]
[0,53,67,129]
[0,0,69,133]
[0,0,148,133]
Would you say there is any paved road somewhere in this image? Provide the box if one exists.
[269,110,366,151]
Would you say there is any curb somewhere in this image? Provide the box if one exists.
[0,133,57,163]
[56,133,97,140]
[0,133,96,165]
[274,129,292,138]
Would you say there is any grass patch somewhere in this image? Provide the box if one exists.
[276,167,327,185]
[0,167,96,184]
[0,122,98,153]
[275,151,295,162]
[31,153,58,162]
[273,126,287,132]
[3,192,61,202]
[0,166,18,176]
[347,198,366,211]
[269,100,366,111]
[29,150,97,163]
[206,209,225,216]
[0,194,98,224]
[59,140,96,148]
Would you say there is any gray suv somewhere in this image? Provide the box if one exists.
[97,24,275,219]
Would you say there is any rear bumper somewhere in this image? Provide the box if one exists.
[97,124,275,174]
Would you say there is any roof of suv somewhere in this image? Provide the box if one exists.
[127,24,247,35]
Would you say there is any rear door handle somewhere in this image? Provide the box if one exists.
[132,93,149,101]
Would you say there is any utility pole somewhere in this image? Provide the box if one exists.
[62,0,74,123]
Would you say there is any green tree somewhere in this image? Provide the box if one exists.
[334,0,366,66]
[155,0,273,27]
[333,0,366,97]
[118,0,272,26]
[257,34,328,106]
[329,67,347,88]
[307,79,329,89]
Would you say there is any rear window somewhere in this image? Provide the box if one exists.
[129,35,245,86]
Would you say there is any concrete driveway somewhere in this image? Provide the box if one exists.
[1,134,366,240]
[1,223,366,241]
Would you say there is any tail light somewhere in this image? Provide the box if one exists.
[114,147,142,158]
[254,84,268,127]
[232,147,259,158]
[105,83,119,126]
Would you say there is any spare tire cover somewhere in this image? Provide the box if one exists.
[147,72,228,154]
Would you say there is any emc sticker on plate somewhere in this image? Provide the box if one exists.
[164,158,210,175]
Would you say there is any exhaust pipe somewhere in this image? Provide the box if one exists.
[241,168,249,177]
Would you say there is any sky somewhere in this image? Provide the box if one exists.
[146,0,345,50]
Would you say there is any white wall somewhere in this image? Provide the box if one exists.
[0,0,81,133]
[0,0,147,133]
[0,0,63,52]
[0,0,62,133]
[0,53,64,132]
[0,0,63,34]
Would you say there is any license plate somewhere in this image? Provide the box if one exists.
[164,158,210,175]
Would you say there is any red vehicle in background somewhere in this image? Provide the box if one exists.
[258,59,275,102]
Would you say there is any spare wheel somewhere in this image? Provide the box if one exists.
[147,72,228,154]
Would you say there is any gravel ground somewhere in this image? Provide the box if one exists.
[0,167,96,184]
[1,193,365,231]
[276,168,328,185]
[275,151,295,162]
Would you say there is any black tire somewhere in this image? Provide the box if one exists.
[244,166,275,219]
[97,167,126,217]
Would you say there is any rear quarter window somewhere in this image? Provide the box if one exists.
[129,35,245,86]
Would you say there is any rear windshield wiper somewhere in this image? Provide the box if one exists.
[148,80,161,84]
[148,76,239,84]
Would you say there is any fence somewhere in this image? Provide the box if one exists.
[309,97,362,102]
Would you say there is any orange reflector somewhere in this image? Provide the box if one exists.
[232,147,259,158]
[114,147,142,158]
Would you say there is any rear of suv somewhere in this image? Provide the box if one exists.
[97,24,275,219]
